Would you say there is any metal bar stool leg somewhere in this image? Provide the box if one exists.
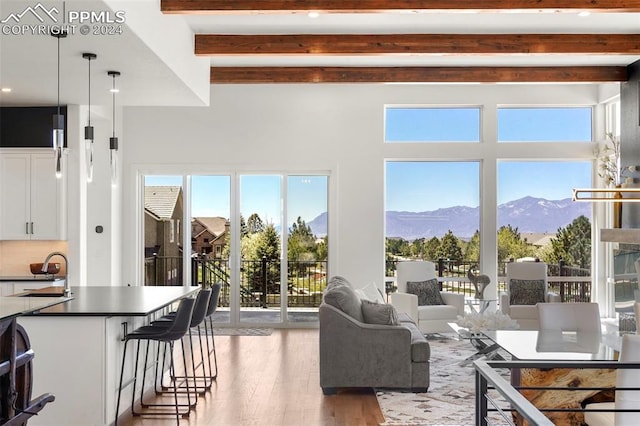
[114,339,130,426]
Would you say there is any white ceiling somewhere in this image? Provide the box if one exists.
[0,1,639,108]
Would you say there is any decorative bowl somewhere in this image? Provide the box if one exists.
[29,263,61,275]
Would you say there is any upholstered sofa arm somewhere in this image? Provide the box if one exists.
[390,292,419,323]
[546,292,561,303]
[441,292,465,316]
[319,303,424,391]
[500,293,510,315]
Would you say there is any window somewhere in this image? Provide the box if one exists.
[142,171,330,326]
[385,107,481,142]
[385,161,480,273]
[497,107,592,142]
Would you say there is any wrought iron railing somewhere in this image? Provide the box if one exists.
[145,255,592,306]
[386,258,592,302]
[145,256,328,308]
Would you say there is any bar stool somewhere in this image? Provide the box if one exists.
[153,288,212,395]
[202,283,222,381]
[114,296,196,425]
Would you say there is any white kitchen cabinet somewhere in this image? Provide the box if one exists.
[0,150,65,240]
[0,283,15,297]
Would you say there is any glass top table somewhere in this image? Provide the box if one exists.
[464,297,497,313]
[481,329,622,361]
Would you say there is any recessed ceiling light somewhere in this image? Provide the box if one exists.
[1,87,11,93]
[109,88,120,93]
[307,11,319,18]
[578,11,591,17]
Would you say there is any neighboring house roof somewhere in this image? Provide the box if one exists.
[521,233,555,247]
[193,217,228,238]
[145,186,181,219]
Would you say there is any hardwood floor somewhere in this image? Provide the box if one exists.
[121,329,384,425]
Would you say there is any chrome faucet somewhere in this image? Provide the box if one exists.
[42,252,70,297]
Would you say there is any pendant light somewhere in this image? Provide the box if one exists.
[82,52,97,183]
[108,70,120,187]
[51,30,67,179]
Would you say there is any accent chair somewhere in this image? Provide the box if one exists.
[390,261,464,334]
[500,261,560,330]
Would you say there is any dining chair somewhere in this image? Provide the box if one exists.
[584,334,640,426]
[501,261,560,330]
[537,302,601,333]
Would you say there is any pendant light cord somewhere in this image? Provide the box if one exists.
[57,35,60,117]
[87,58,91,126]
[112,75,116,137]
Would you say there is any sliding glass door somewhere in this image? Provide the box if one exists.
[141,171,329,326]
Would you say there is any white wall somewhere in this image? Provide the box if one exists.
[121,83,603,288]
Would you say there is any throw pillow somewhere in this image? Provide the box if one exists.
[361,300,399,325]
[406,279,444,306]
[359,282,386,304]
[509,279,546,305]
[323,279,364,323]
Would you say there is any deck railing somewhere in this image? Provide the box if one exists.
[145,256,327,308]
[386,258,592,302]
[144,256,592,307]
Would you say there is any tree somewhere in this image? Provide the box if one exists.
[246,213,264,234]
[386,238,410,257]
[288,216,317,262]
[436,230,463,262]
[544,215,591,269]
[409,238,426,258]
[242,223,281,295]
[464,230,480,262]
[424,237,440,261]
[497,225,536,262]
[316,236,328,261]
[239,214,248,238]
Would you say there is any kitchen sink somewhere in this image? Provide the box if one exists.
[18,293,66,297]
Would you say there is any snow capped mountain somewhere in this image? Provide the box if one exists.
[307,196,590,240]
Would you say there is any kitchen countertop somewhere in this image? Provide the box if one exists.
[25,286,200,316]
[0,276,64,282]
[0,296,70,321]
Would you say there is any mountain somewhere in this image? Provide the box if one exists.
[306,196,591,240]
[308,212,328,236]
[386,196,590,240]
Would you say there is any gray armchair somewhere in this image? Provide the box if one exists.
[319,276,430,395]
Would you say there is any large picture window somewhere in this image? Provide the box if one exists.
[385,161,480,278]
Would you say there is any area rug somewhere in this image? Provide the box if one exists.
[210,327,273,336]
[376,334,509,426]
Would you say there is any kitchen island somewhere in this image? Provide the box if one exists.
[17,285,199,426]
[0,294,70,424]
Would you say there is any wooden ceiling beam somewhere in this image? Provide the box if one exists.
[163,0,640,14]
[209,66,628,83]
[196,34,640,55]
